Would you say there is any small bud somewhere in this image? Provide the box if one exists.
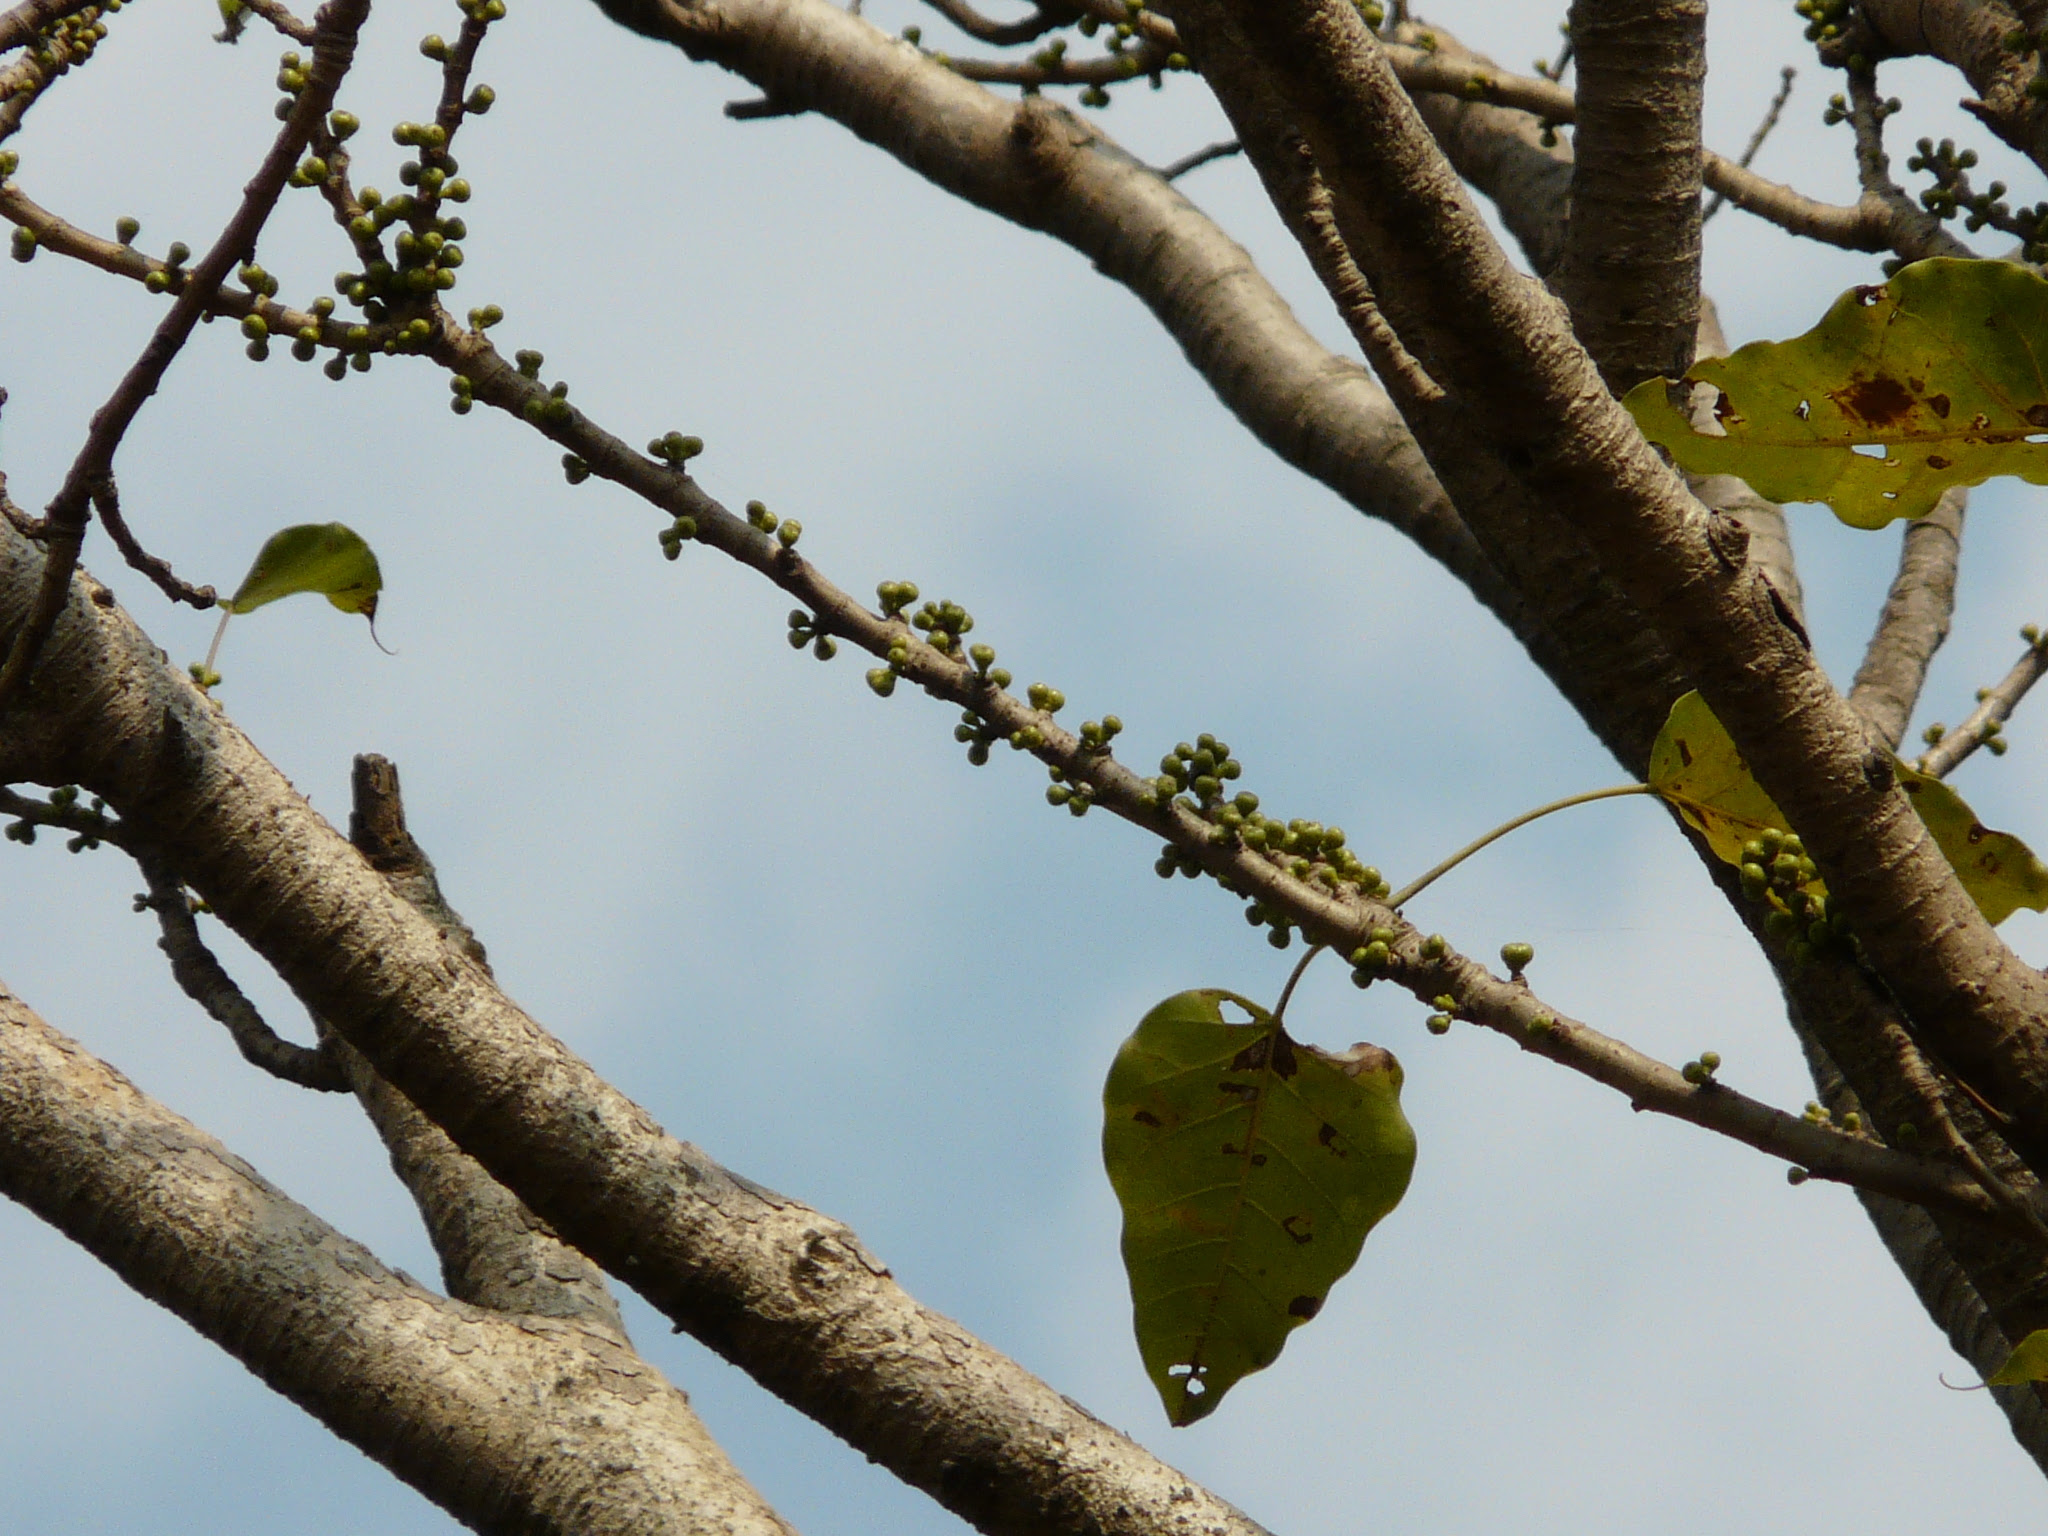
[1500,941,1534,973]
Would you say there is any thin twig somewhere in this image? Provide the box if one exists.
[1843,63,1972,262]
[919,0,1063,46]
[0,0,369,709]
[1159,139,1241,180]
[91,478,216,607]
[941,39,1170,87]
[228,0,314,43]
[1704,65,1795,222]
[1917,634,2048,778]
[0,783,126,851]
[134,851,349,1091]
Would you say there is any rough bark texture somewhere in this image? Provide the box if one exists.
[1551,0,1706,392]
[0,980,797,1536]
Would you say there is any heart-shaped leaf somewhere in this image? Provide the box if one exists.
[1623,258,2048,528]
[1102,989,1415,1425]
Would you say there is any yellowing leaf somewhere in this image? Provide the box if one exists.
[1648,692,2048,926]
[1989,1329,2048,1386]
[224,522,383,619]
[1647,691,1808,880]
[1102,989,1415,1426]
[1895,760,2048,926]
[1623,258,2048,528]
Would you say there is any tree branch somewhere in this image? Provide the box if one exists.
[1854,0,2048,176]
[1918,631,2048,778]
[1850,489,1967,751]
[1178,0,2048,1179]
[0,977,798,1536]
[0,516,1279,1536]
[134,849,349,1092]
[1550,0,1706,391]
[338,753,626,1331]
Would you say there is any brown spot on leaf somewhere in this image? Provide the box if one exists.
[1318,1122,1344,1154]
[1969,823,1988,844]
[1927,455,1952,469]
[1832,373,1917,428]
[1677,739,1695,768]
[1281,1214,1314,1245]
[1216,1080,1258,1104]
[1288,1294,1323,1320]
[2028,404,2048,428]
[1928,393,1951,418]
[1250,1152,1267,1167]
[1133,1108,1162,1128]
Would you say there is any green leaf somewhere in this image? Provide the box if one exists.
[223,522,383,619]
[1102,989,1416,1426]
[1647,691,2048,926]
[1895,760,2048,926]
[1989,1329,2048,1386]
[1622,258,2048,528]
[1647,691,1809,880]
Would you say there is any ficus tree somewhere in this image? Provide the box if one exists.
[4,0,2048,1529]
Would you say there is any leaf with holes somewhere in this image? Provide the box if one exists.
[224,522,383,618]
[1895,760,2048,926]
[1102,989,1416,1425]
[1622,258,2048,528]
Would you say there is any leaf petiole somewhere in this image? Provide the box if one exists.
[1386,783,1654,910]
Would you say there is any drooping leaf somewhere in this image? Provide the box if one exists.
[1895,760,2048,926]
[1646,691,1810,882]
[1622,258,2048,528]
[223,522,383,618]
[1647,691,2048,926]
[1990,1329,2048,1386]
[1102,989,1416,1426]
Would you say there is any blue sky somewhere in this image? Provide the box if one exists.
[3,0,2046,1529]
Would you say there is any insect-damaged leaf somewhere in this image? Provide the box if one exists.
[223,522,383,618]
[1648,692,2048,926]
[1622,258,2048,528]
[1102,989,1415,1426]
[1989,1329,2048,1386]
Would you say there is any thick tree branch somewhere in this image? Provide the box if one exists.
[0,523,1278,1536]
[1854,0,2048,175]
[1179,0,2048,1178]
[340,753,626,1332]
[1798,1026,2048,1471]
[0,979,797,1536]
[1550,0,1706,392]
